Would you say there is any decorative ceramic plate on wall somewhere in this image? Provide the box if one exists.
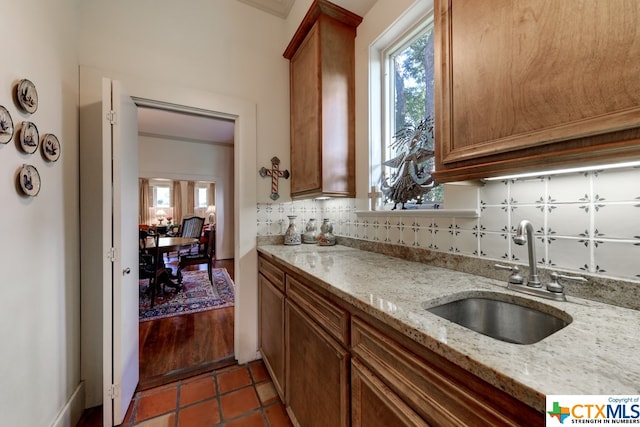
[16,79,38,114]
[42,133,60,162]
[18,164,41,197]
[19,121,39,154]
[0,105,13,144]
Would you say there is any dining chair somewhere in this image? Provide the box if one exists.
[139,229,153,266]
[180,216,205,239]
[139,231,172,308]
[177,226,216,285]
[174,216,205,256]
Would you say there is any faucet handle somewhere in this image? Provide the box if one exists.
[547,272,588,293]
[494,264,524,284]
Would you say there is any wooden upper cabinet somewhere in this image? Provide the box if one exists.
[433,0,640,182]
[284,0,362,199]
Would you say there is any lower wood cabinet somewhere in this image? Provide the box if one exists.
[351,316,543,427]
[285,299,350,427]
[258,273,285,398]
[352,358,430,427]
[257,253,543,426]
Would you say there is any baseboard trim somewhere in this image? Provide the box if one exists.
[51,381,85,427]
[236,350,261,365]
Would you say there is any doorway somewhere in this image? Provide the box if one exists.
[135,103,236,389]
[137,259,236,389]
[79,66,260,426]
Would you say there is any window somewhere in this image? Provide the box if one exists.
[193,182,215,219]
[152,184,171,208]
[374,7,442,208]
[196,186,208,208]
[147,180,173,224]
[386,21,434,141]
[149,178,173,208]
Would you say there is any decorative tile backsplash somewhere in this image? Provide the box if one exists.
[256,166,640,282]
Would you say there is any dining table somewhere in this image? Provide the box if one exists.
[145,236,200,254]
[145,236,200,275]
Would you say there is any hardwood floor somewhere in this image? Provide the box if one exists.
[138,258,236,390]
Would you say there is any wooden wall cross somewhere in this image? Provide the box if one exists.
[259,156,290,200]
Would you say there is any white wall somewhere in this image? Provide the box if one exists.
[78,0,291,205]
[139,135,234,259]
[0,0,83,426]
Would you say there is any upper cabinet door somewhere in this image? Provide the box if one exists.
[433,0,640,182]
[284,0,362,199]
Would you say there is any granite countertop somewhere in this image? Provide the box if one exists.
[257,244,640,412]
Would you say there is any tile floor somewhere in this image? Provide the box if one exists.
[115,360,292,427]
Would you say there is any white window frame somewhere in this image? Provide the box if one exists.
[363,0,478,218]
[382,18,434,171]
[193,181,213,218]
[370,2,436,207]
[149,179,172,208]
[195,185,208,209]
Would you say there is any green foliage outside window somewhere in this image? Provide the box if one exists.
[383,21,442,206]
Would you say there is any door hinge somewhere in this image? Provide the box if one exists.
[107,383,120,400]
[106,110,117,125]
[107,247,116,262]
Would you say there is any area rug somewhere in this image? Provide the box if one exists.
[139,268,235,322]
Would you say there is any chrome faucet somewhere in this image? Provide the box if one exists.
[494,219,588,301]
[513,220,541,287]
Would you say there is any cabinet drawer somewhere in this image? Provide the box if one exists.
[352,359,430,427]
[351,317,542,427]
[286,275,349,345]
[258,255,284,292]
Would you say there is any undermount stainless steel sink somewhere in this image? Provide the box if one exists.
[425,294,572,345]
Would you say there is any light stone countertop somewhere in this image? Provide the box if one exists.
[257,244,640,413]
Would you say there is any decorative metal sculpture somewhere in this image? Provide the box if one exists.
[381,116,437,210]
[259,156,290,200]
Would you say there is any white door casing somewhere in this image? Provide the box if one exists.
[80,66,259,419]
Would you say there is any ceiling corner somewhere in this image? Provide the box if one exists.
[236,0,295,19]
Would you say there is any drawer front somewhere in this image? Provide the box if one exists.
[286,275,349,345]
[352,358,430,427]
[258,255,285,292]
[351,317,542,427]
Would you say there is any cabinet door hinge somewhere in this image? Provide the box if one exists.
[106,383,120,400]
[107,247,116,262]
[106,110,117,125]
